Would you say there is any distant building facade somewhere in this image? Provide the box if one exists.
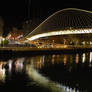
[6,27,23,41]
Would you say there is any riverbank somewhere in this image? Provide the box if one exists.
[0,45,92,60]
[0,45,92,54]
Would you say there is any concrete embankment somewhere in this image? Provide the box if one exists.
[0,46,91,51]
[0,46,91,60]
[0,46,92,56]
[0,45,92,52]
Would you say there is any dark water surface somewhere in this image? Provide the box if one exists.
[0,52,92,92]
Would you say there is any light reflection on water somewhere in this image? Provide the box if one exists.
[26,64,79,92]
[0,62,6,82]
[0,52,91,91]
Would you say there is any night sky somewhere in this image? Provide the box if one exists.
[0,0,91,34]
[1,0,92,19]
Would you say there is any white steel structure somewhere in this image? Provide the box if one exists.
[26,8,92,41]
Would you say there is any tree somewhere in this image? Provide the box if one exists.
[1,40,9,46]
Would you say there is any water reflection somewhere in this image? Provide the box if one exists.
[0,52,92,91]
[0,62,6,82]
[75,54,79,64]
[26,64,78,92]
[24,52,92,71]
[90,52,92,63]
[15,58,24,72]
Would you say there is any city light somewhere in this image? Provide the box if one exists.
[2,38,5,41]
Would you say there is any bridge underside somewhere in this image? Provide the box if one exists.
[25,30,92,47]
[41,34,92,45]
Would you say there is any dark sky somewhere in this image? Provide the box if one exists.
[1,0,92,18]
[0,0,92,29]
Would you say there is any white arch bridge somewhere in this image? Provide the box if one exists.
[25,8,92,41]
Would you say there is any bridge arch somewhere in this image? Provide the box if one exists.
[26,8,92,45]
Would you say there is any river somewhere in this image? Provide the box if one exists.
[0,52,92,92]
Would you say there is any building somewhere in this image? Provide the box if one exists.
[6,27,23,41]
